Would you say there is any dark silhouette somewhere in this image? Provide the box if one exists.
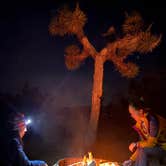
[0,101,48,166]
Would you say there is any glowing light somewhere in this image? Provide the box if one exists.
[110,163,116,166]
[25,119,32,125]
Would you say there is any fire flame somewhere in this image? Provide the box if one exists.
[110,163,116,166]
[81,152,119,166]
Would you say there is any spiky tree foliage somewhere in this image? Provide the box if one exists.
[49,4,86,38]
[49,5,161,144]
[64,44,88,70]
[122,11,144,35]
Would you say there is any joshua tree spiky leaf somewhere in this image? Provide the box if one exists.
[49,6,72,36]
[122,11,144,35]
[114,61,139,78]
[69,3,87,34]
[65,44,80,56]
[49,4,87,36]
[64,44,88,70]
[137,32,162,53]
[65,55,83,70]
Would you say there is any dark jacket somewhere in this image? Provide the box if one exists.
[0,136,46,166]
[0,101,47,166]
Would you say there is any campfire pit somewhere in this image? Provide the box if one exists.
[53,152,121,166]
[53,157,121,166]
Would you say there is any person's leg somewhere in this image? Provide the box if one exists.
[134,148,148,166]
[134,146,165,166]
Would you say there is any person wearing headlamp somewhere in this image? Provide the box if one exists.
[0,102,48,166]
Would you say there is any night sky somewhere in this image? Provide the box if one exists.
[0,0,165,106]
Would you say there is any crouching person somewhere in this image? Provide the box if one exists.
[0,102,48,166]
[123,96,166,166]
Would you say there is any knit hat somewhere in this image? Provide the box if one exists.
[8,112,27,131]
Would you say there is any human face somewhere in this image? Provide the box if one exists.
[129,105,143,123]
[19,127,27,138]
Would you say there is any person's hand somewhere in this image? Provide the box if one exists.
[129,142,137,152]
[122,159,133,166]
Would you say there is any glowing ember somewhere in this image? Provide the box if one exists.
[99,162,119,166]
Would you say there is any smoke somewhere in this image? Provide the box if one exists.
[39,99,90,163]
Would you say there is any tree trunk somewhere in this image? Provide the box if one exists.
[87,55,104,144]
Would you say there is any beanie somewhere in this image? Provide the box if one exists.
[8,112,26,131]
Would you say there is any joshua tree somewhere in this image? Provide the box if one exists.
[49,4,161,142]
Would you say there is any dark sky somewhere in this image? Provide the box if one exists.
[0,0,165,107]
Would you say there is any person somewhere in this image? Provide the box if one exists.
[123,96,166,166]
[0,101,48,166]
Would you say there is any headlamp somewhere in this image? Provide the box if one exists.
[25,119,32,125]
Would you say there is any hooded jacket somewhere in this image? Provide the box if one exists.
[0,101,47,166]
[0,135,47,166]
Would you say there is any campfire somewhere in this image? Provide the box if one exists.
[54,152,121,166]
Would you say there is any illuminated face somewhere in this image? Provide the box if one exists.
[19,126,27,138]
[129,105,143,122]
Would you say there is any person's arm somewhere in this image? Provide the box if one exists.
[137,116,158,148]
[129,149,138,161]
[11,138,47,166]
[129,116,159,162]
